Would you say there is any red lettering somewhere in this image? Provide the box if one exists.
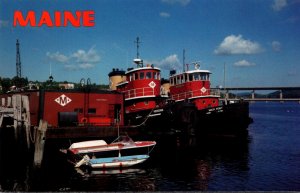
[13,10,95,27]
[38,11,53,27]
[64,11,81,27]
[54,11,61,27]
[83,10,95,27]
[13,10,36,27]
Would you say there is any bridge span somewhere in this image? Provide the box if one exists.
[212,86,300,103]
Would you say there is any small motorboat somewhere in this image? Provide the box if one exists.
[61,135,156,168]
[68,135,156,156]
[75,154,149,169]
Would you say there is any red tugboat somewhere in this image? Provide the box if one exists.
[166,62,251,136]
[108,38,251,136]
[108,38,166,126]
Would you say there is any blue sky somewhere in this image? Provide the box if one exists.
[0,0,299,87]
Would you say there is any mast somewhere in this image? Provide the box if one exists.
[16,39,21,78]
[134,37,141,59]
[134,37,143,67]
[183,49,186,72]
[223,62,226,89]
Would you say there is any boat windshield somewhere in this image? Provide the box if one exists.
[112,135,135,145]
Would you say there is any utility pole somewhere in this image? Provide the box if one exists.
[16,39,22,78]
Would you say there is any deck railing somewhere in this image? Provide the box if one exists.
[124,87,155,99]
[171,88,220,101]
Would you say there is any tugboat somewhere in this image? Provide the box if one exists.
[108,38,251,137]
[108,37,166,126]
[166,62,251,136]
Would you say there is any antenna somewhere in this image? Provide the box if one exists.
[16,39,21,78]
[49,63,53,82]
[50,63,52,76]
[133,37,143,67]
[134,37,141,59]
[183,49,186,72]
[223,62,226,89]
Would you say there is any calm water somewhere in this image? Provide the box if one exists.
[0,102,300,191]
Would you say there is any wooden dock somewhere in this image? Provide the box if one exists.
[0,93,140,167]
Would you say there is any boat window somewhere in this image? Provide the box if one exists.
[129,74,133,81]
[200,73,204,80]
[174,77,177,85]
[193,73,200,80]
[146,72,152,79]
[140,72,144,79]
[134,73,138,80]
[158,72,161,80]
[181,75,185,83]
[189,74,193,81]
[153,72,157,79]
[88,108,96,114]
[201,73,208,80]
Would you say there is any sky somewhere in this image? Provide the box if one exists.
[0,0,299,87]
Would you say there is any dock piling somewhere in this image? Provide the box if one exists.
[33,120,48,167]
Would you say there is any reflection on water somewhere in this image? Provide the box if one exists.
[0,127,250,191]
[1,102,300,191]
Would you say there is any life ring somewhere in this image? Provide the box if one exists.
[81,117,88,123]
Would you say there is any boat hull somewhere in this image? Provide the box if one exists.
[139,100,252,136]
[88,155,149,169]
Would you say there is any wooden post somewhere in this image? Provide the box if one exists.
[34,120,48,167]
[22,95,31,149]
[12,95,22,140]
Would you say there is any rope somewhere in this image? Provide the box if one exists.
[128,107,155,128]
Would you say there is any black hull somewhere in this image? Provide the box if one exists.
[131,100,252,137]
[195,102,252,136]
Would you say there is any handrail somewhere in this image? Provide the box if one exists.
[171,88,220,101]
[122,87,155,99]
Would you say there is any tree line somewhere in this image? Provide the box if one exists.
[0,76,109,93]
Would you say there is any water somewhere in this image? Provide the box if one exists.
[1,102,300,191]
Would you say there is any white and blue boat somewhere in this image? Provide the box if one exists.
[76,154,149,169]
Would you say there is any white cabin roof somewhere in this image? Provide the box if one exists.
[126,66,160,74]
[170,69,211,78]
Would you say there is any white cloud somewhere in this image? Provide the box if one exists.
[160,12,171,18]
[46,52,69,63]
[78,63,95,69]
[161,0,191,6]
[72,47,100,63]
[272,41,281,52]
[214,35,263,55]
[145,54,181,70]
[272,0,287,11]
[234,60,256,67]
[47,46,100,70]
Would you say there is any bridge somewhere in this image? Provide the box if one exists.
[212,86,300,103]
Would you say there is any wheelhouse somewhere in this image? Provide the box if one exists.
[169,66,219,110]
[115,59,162,114]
